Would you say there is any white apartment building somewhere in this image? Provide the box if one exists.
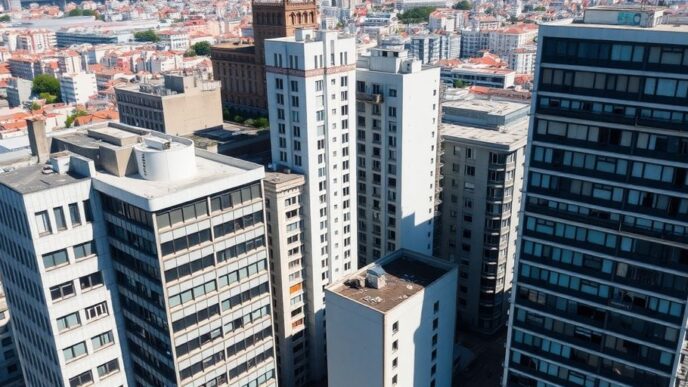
[355,47,440,266]
[158,31,190,51]
[487,24,538,58]
[60,72,98,105]
[0,121,129,387]
[0,120,278,387]
[460,28,489,58]
[436,98,528,334]
[325,249,457,387]
[264,28,358,384]
[263,171,309,387]
[507,46,536,75]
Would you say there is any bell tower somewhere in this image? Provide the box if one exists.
[252,0,319,65]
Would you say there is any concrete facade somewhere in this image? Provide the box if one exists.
[265,28,358,384]
[436,98,528,334]
[326,249,457,387]
[355,47,440,266]
[115,73,223,136]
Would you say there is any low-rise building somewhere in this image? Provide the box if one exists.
[115,73,222,136]
[59,72,98,105]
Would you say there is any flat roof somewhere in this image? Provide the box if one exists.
[0,122,265,210]
[264,171,305,186]
[441,118,528,150]
[0,164,86,194]
[443,98,528,116]
[328,250,453,313]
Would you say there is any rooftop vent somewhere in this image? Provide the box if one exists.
[366,265,387,289]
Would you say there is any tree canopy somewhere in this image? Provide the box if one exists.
[397,7,435,24]
[192,41,211,56]
[0,14,11,22]
[453,0,472,10]
[32,74,61,102]
[134,29,160,42]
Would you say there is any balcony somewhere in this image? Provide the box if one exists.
[357,92,384,104]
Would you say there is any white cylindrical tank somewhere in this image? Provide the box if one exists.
[134,135,197,181]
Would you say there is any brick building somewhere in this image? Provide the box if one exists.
[211,0,318,115]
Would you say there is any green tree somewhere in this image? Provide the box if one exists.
[453,0,472,10]
[253,117,269,129]
[397,6,436,24]
[232,114,245,123]
[134,29,160,42]
[453,79,467,88]
[65,110,89,128]
[192,41,212,56]
[184,48,197,57]
[0,14,11,22]
[32,74,61,102]
[39,92,58,104]
[485,7,493,14]
[533,6,546,11]
[30,102,41,111]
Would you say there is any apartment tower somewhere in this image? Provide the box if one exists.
[355,47,440,266]
[263,171,309,387]
[436,98,527,334]
[0,121,278,387]
[504,7,688,387]
[264,28,358,384]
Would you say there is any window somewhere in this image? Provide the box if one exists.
[63,341,87,362]
[54,207,67,230]
[97,359,120,377]
[290,80,298,92]
[275,78,283,90]
[392,321,399,333]
[43,249,68,269]
[69,370,93,387]
[80,272,103,291]
[35,211,51,235]
[92,331,114,350]
[434,301,439,314]
[388,107,397,117]
[85,302,108,320]
[392,340,398,351]
[57,312,81,331]
[389,88,397,97]
[73,241,96,259]
[50,281,75,301]
[68,203,81,226]
[465,166,475,176]
[83,199,93,222]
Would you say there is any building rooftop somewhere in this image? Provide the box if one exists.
[264,170,305,186]
[441,118,528,150]
[443,98,528,117]
[0,162,86,194]
[0,122,264,210]
[328,249,454,313]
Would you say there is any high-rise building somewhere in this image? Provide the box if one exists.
[264,28,357,384]
[325,249,457,387]
[0,120,278,387]
[504,7,688,387]
[210,0,319,114]
[0,281,24,386]
[435,97,528,334]
[263,171,309,387]
[115,73,223,136]
[355,47,440,266]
